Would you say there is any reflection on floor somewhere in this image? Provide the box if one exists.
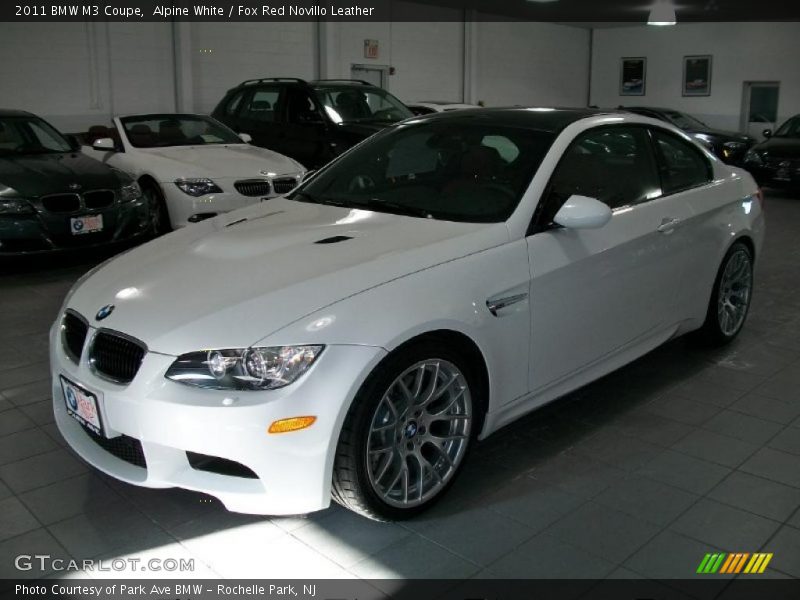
[1,192,799,586]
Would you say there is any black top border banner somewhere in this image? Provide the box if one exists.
[3,0,800,22]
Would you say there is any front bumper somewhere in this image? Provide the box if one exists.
[165,176,302,229]
[745,163,800,189]
[0,198,150,255]
[50,320,385,515]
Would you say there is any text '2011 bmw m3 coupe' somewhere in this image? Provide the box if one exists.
[51,108,764,521]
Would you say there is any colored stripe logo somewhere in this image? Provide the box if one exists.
[697,552,773,574]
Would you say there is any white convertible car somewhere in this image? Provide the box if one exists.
[83,114,305,232]
[53,108,764,521]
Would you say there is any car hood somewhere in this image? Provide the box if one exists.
[687,127,753,144]
[753,137,800,158]
[67,198,508,355]
[138,144,303,180]
[0,152,120,196]
[335,121,394,138]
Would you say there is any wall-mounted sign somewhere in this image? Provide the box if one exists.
[620,57,646,96]
[364,39,379,59]
[683,55,712,96]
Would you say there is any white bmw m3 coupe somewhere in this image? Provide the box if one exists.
[51,108,764,521]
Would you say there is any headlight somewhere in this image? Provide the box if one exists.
[166,345,324,390]
[119,182,142,203]
[744,149,763,165]
[174,178,223,197]
[0,197,34,215]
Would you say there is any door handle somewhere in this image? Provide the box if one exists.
[657,217,681,233]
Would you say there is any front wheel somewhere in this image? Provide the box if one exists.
[697,241,754,345]
[332,343,478,521]
[142,182,172,236]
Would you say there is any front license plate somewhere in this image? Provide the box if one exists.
[60,376,104,436]
[70,214,103,235]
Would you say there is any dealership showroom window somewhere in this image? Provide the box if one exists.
[1,0,799,598]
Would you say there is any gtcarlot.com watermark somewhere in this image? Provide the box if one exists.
[15,554,195,573]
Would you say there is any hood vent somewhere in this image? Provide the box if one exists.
[315,235,353,244]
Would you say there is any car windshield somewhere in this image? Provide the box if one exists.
[0,116,73,155]
[290,120,555,223]
[664,111,708,130]
[774,117,800,138]
[120,115,242,148]
[313,86,413,124]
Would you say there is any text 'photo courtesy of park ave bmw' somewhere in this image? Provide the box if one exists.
[2,0,800,596]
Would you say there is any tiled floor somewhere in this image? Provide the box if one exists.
[1,192,799,584]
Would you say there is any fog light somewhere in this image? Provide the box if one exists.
[268,416,317,434]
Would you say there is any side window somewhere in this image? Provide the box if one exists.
[539,126,661,227]
[241,88,282,122]
[224,90,246,116]
[652,130,712,194]
[286,89,322,124]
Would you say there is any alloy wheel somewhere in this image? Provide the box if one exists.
[717,247,753,337]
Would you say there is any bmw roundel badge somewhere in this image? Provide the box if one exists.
[96,304,115,321]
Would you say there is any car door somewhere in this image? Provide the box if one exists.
[280,86,329,167]
[234,85,286,152]
[649,127,717,318]
[525,125,693,394]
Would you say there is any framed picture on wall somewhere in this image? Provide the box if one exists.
[620,57,646,96]
[683,55,712,96]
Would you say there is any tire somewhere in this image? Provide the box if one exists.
[696,241,754,346]
[141,182,172,236]
[332,341,482,521]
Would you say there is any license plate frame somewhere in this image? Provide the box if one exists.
[70,214,104,235]
[60,375,105,436]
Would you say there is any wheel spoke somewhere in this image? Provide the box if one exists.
[365,358,472,509]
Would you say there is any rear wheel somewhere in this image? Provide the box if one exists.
[141,182,171,235]
[332,342,479,521]
[697,241,754,345]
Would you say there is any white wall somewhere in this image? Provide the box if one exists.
[0,22,174,132]
[590,23,800,131]
[476,20,590,107]
[0,16,591,132]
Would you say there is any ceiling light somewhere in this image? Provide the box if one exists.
[648,0,676,26]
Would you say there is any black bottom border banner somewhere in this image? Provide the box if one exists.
[4,579,800,600]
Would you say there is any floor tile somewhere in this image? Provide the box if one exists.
[544,500,661,564]
[487,533,616,579]
[624,529,724,579]
[0,496,41,542]
[730,393,800,425]
[708,471,800,523]
[292,508,412,568]
[671,429,759,468]
[702,410,784,445]
[762,525,800,578]
[402,505,536,566]
[595,474,699,526]
[349,535,479,580]
[19,473,128,525]
[768,427,800,456]
[484,475,586,532]
[0,428,59,465]
[637,450,731,495]
[572,428,662,472]
[644,393,721,426]
[0,528,69,579]
[670,498,780,551]
[0,408,36,436]
[0,449,87,493]
[739,448,800,489]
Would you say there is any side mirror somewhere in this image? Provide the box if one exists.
[762,129,773,139]
[553,195,612,230]
[66,134,81,151]
[239,133,252,143]
[92,137,116,151]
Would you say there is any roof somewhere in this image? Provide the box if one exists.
[408,107,616,133]
[621,106,679,115]
[0,109,36,118]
